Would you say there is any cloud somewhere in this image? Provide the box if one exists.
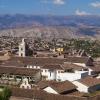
[42,0,50,4]
[90,1,100,8]
[75,9,90,16]
[53,0,65,5]
[42,0,65,5]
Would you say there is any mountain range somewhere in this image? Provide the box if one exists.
[0,14,100,38]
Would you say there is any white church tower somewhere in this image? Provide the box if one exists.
[19,38,26,57]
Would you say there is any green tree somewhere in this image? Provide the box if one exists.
[0,87,11,100]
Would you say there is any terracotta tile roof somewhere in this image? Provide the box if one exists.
[49,81,77,94]
[0,66,40,76]
[64,56,89,63]
[0,56,11,61]
[11,87,43,99]
[63,62,87,71]
[39,80,77,94]
[79,77,100,87]
[10,87,87,100]
[3,56,67,66]
[1,60,25,67]
[10,96,33,100]
[37,80,57,89]
[66,91,85,97]
[42,64,63,70]
[0,52,5,56]
[1,56,93,68]
[90,63,100,73]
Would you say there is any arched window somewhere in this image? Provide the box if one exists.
[21,53,23,57]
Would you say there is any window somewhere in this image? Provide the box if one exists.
[61,71,64,73]
[50,72,51,77]
[21,53,23,57]
[58,71,61,73]
[41,70,43,72]
[45,70,47,72]
[21,48,23,50]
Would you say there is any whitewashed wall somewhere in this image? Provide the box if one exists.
[41,69,56,80]
[57,71,88,82]
[73,81,89,93]
[73,63,86,67]
[44,87,58,94]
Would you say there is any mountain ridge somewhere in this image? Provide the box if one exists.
[0,14,100,28]
[0,14,100,38]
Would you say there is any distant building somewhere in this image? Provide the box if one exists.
[19,38,26,57]
[0,66,41,86]
[73,77,100,93]
[20,78,31,89]
[19,38,33,57]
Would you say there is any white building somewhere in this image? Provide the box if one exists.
[19,38,26,57]
[57,70,88,82]
[26,61,89,82]
[41,64,64,81]
[17,50,96,82]
[57,62,88,82]
[20,78,31,89]
[73,77,100,93]
[73,57,94,75]
[41,63,89,81]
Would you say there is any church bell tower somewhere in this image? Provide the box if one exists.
[19,38,26,57]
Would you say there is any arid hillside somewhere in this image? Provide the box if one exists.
[0,14,100,39]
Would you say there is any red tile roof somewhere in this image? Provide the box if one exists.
[79,77,100,87]
[42,64,63,70]
[38,80,77,94]
[0,66,40,76]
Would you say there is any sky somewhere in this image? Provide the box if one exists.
[0,0,100,15]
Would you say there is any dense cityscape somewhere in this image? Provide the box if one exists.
[0,36,99,100]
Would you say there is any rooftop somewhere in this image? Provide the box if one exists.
[1,56,67,66]
[79,77,100,87]
[38,80,77,94]
[0,66,40,76]
[42,64,63,70]
[63,62,87,71]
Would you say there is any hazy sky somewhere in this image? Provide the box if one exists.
[0,0,100,15]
